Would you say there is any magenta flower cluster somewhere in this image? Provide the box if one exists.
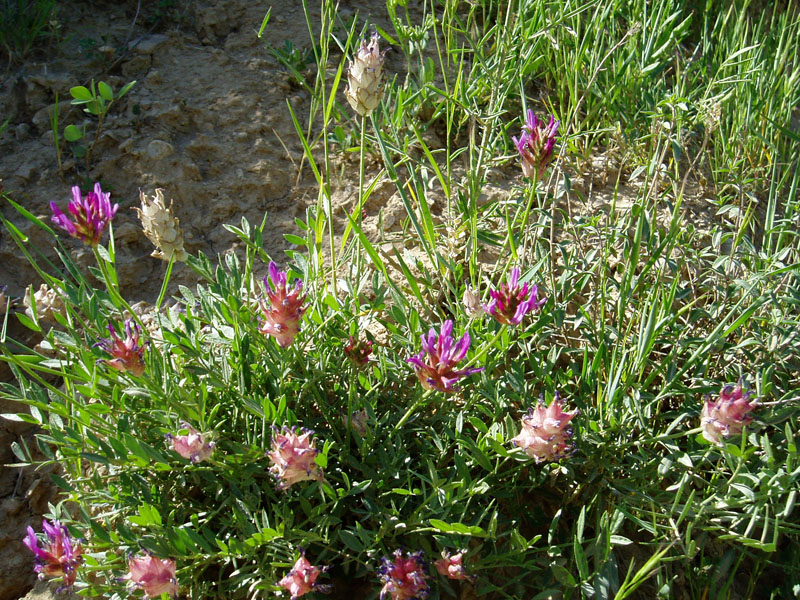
[23,519,83,590]
[512,110,559,179]
[407,320,483,393]
[378,549,430,600]
[51,183,118,246]
[484,267,546,325]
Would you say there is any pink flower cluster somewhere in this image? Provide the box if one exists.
[344,336,373,367]
[378,549,430,600]
[512,394,578,463]
[167,423,215,463]
[278,553,331,598]
[259,261,308,348]
[95,318,147,377]
[23,519,83,590]
[268,426,324,490]
[484,267,546,326]
[51,183,118,246]
[407,320,483,393]
[434,551,476,582]
[125,554,178,598]
[512,110,559,179]
[701,381,758,445]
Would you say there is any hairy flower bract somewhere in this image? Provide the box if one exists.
[95,318,147,377]
[167,423,215,463]
[125,555,178,598]
[512,110,559,179]
[278,553,330,599]
[701,380,758,445]
[345,31,386,117]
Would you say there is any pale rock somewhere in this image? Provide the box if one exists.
[147,139,174,160]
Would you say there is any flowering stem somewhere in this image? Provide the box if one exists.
[155,253,176,312]
[91,245,146,333]
[518,173,539,257]
[355,115,367,289]
[345,367,356,455]
[394,388,434,431]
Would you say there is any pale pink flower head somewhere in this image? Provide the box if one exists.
[344,336,373,368]
[701,380,758,445]
[23,519,83,589]
[406,320,483,393]
[259,261,308,348]
[377,549,430,600]
[50,183,118,246]
[434,550,476,582]
[278,553,331,599]
[166,422,215,463]
[95,318,147,377]
[484,267,546,326]
[512,110,559,179]
[125,554,178,598]
[268,426,324,490]
[512,393,578,463]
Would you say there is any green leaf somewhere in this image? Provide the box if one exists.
[64,124,83,142]
[118,80,137,99]
[69,86,92,102]
[338,529,363,551]
[98,81,114,102]
[257,7,271,37]
[284,234,307,246]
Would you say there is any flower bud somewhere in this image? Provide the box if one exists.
[135,189,188,262]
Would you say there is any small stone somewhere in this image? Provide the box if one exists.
[131,34,170,55]
[14,163,37,182]
[14,123,31,141]
[147,139,174,160]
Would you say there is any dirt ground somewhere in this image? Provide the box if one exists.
[0,1,731,598]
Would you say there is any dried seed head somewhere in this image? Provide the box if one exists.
[345,32,386,117]
[135,189,188,262]
[25,284,66,323]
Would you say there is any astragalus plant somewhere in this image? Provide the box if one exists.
[3,0,800,598]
